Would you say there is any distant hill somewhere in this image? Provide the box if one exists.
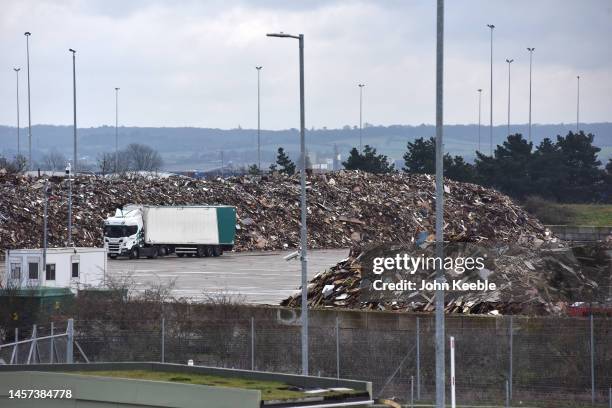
[1,122,610,171]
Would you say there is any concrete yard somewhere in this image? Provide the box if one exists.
[107,249,350,304]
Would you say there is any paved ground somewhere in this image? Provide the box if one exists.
[107,249,350,304]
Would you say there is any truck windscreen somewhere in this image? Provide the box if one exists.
[104,225,138,238]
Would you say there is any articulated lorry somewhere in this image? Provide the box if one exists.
[103,205,236,259]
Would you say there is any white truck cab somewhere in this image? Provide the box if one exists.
[103,205,143,259]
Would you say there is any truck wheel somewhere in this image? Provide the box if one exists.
[177,253,185,258]
[212,246,222,257]
[152,248,158,259]
[129,248,138,259]
[196,246,205,258]
[205,246,214,257]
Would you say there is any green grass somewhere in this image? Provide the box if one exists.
[73,370,360,401]
[559,204,612,226]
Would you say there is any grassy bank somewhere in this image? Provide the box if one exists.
[524,197,612,226]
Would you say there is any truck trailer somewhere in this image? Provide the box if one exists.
[103,205,236,259]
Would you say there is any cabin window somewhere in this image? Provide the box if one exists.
[72,262,80,278]
[45,264,56,281]
[10,263,21,280]
[28,262,39,280]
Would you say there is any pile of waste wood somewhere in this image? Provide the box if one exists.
[0,170,551,253]
[281,242,611,315]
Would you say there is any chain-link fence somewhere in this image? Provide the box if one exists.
[4,313,608,406]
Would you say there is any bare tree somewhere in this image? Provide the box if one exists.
[125,143,163,172]
[41,150,67,171]
[96,152,114,176]
[0,155,27,175]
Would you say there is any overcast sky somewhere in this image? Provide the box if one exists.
[1,0,611,130]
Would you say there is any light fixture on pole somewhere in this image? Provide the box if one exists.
[66,162,72,245]
[266,31,309,376]
[576,75,580,133]
[69,48,77,173]
[487,24,495,155]
[115,87,120,173]
[14,68,21,155]
[435,1,446,407]
[505,58,514,136]
[358,83,365,150]
[477,88,482,152]
[527,48,535,142]
[256,66,263,170]
[24,32,32,170]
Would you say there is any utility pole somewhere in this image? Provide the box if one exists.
[25,32,32,169]
[266,31,309,375]
[576,75,580,132]
[256,66,263,170]
[220,150,224,178]
[477,88,482,152]
[506,58,514,136]
[527,48,535,142]
[66,162,72,245]
[14,68,21,155]
[115,87,120,173]
[42,181,50,280]
[487,24,495,155]
[435,1,446,407]
[69,49,77,173]
[358,83,365,150]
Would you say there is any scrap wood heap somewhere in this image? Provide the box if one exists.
[0,170,550,253]
[281,243,611,315]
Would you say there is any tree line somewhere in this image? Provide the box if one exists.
[270,131,611,203]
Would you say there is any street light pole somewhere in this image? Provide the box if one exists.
[435,1,446,407]
[69,49,77,173]
[266,31,309,376]
[487,24,495,155]
[256,66,262,170]
[505,58,514,136]
[527,48,535,142]
[576,75,580,133]
[477,88,482,152]
[66,162,72,245]
[358,83,365,150]
[115,87,120,173]
[24,32,32,170]
[14,68,21,155]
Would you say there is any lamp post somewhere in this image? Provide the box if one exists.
[435,2,446,407]
[69,49,77,173]
[505,58,514,136]
[24,32,32,169]
[115,87,120,173]
[576,75,580,132]
[358,83,365,149]
[477,88,482,152]
[487,24,495,155]
[66,162,72,245]
[14,68,21,155]
[42,181,50,281]
[527,48,535,142]
[256,66,263,170]
[266,31,309,376]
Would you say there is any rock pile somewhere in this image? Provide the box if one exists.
[0,171,550,253]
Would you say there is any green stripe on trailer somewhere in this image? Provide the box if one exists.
[216,206,236,245]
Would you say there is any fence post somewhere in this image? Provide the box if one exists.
[161,317,165,363]
[608,386,610,408]
[66,319,74,364]
[590,314,595,404]
[509,315,513,401]
[26,324,37,364]
[50,322,54,364]
[336,315,340,379]
[416,317,421,400]
[410,375,414,408]
[251,317,255,371]
[12,328,18,364]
